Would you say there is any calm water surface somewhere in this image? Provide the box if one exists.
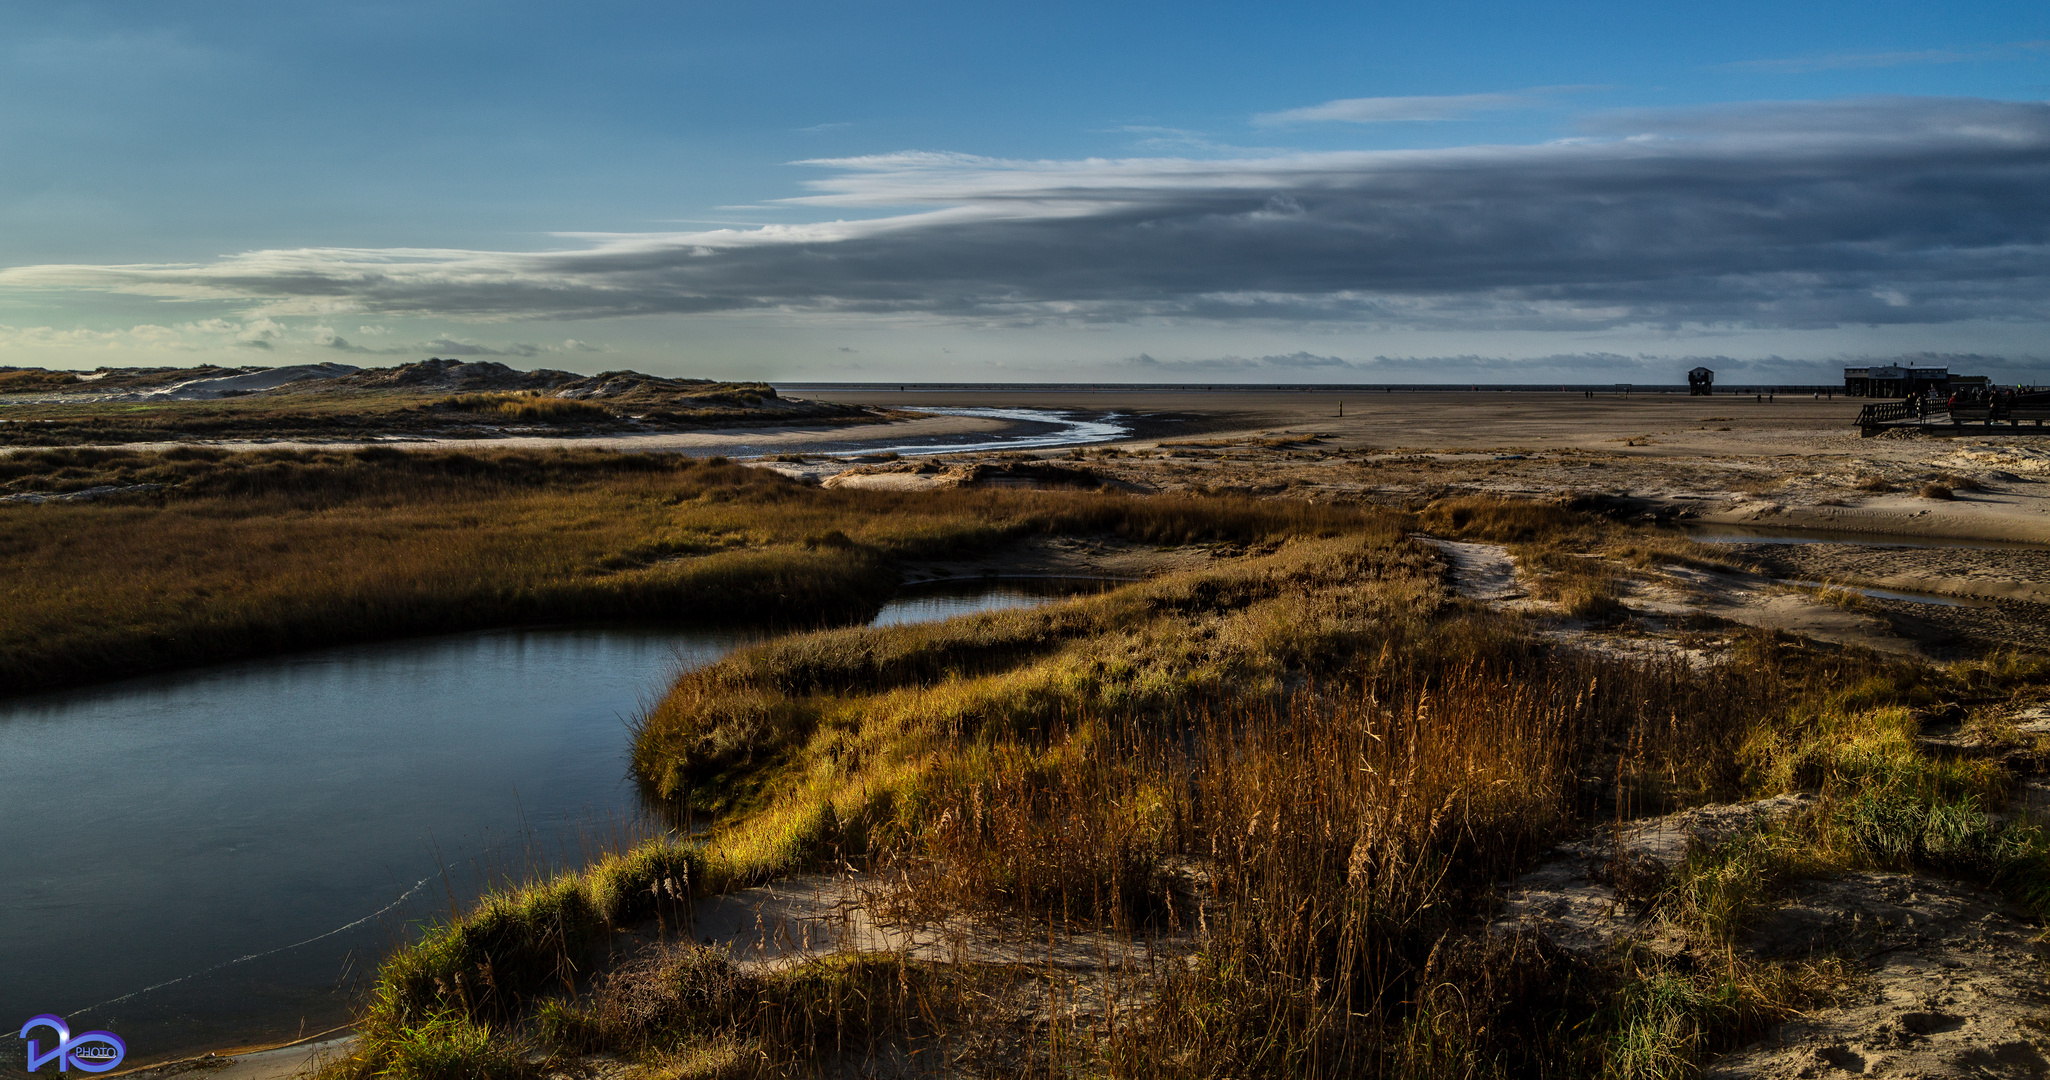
[0,583,1090,1067]
[1681,523,2048,551]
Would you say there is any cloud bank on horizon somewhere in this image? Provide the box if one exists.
[7,97,2046,340]
[4,92,2050,382]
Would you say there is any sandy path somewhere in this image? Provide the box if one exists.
[118,1036,356,1080]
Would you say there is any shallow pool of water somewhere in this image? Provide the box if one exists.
[1777,580,1988,608]
[0,581,1102,1067]
[1681,523,2047,551]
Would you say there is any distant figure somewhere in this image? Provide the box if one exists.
[1688,366,1715,395]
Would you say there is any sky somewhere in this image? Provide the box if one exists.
[1,0,2047,384]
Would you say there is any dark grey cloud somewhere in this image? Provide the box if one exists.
[323,334,409,355]
[5,97,2049,332]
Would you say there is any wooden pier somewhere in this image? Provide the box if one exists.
[1858,398,2050,436]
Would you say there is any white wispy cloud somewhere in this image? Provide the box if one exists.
[1253,92,1531,125]
[0,317,601,358]
[3,97,2048,334]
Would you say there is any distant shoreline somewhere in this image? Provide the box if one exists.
[779,381,1848,394]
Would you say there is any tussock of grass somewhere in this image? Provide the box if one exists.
[344,943,966,1080]
[1649,826,1833,944]
[1418,494,1588,544]
[373,1010,532,1080]
[438,392,614,422]
[1590,952,1843,1080]
[0,369,82,392]
[359,842,702,1063]
[1733,659,2050,917]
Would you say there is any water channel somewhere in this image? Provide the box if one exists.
[0,581,1099,1066]
[1681,522,2048,551]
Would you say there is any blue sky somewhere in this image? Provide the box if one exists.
[2,1,2047,382]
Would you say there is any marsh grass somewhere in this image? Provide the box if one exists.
[0,375,811,444]
[0,446,1376,694]
[0,369,82,392]
[1730,661,2050,916]
[1419,494,1672,624]
[0,391,461,445]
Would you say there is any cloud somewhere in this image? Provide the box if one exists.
[1106,125,1288,155]
[328,328,612,357]
[1128,351,1358,372]
[321,333,409,355]
[0,323,197,350]
[0,317,599,360]
[4,97,2049,333]
[1254,92,1530,125]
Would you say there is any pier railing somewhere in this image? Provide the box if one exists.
[1856,399,1919,427]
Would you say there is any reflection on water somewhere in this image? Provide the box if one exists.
[0,581,1110,1067]
[1778,579,1987,608]
[869,576,1125,627]
[1682,523,2047,551]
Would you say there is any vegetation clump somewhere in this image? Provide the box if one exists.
[0,369,82,392]
[436,392,616,422]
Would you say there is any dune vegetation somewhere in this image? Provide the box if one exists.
[319,486,2050,1079]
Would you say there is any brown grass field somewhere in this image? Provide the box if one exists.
[0,445,1353,696]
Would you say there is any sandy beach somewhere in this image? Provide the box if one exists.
[772,388,2050,543]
